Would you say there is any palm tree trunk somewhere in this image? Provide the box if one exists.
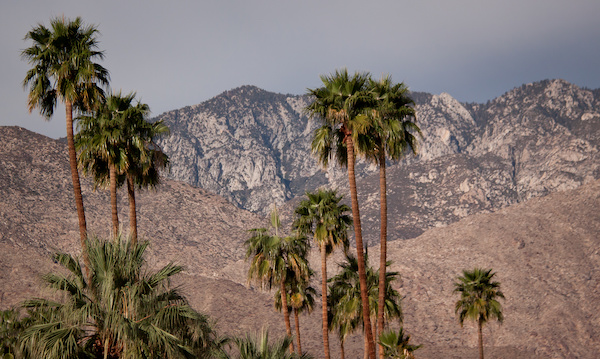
[340,339,346,359]
[321,242,331,359]
[280,278,295,354]
[377,151,387,359]
[127,175,138,243]
[294,307,302,355]
[65,101,90,275]
[345,133,376,359]
[478,318,484,359]
[109,162,119,238]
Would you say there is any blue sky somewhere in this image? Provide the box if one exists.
[2,0,600,138]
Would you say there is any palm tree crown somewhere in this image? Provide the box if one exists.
[19,235,221,359]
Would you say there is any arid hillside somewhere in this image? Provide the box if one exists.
[1,126,599,358]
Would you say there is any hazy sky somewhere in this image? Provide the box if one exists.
[3,0,600,138]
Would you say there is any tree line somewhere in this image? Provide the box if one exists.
[1,16,504,359]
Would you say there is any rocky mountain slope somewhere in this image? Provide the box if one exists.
[1,125,599,358]
[154,80,600,244]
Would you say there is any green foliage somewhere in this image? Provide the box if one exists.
[453,268,504,328]
[328,254,402,341]
[378,328,421,359]
[76,91,169,190]
[305,68,372,168]
[245,206,310,292]
[0,308,27,359]
[19,235,224,359]
[232,330,312,359]
[21,16,109,118]
[293,189,351,255]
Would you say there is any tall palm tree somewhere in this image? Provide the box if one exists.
[328,254,402,359]
[274,272,316,356]
[454,268,505,359]
[245,206,310,354]
[359,75,421,359]
[305,68,377,359]
[19,235,220,359]
[22,17,109,258]
[293,189,351,359]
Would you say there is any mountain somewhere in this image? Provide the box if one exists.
[1,126,599,358]
[154,80,600,244]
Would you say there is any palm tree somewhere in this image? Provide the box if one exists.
[77,92,135,237]
[19,235,221,359]
[327,280,360,359]
[305,68,377,359]
[293,189,351,359]
[359,75,421,359]
[0,308,27,358]
[123,122,169,243]
[378,328,421,359]
[245,206,310,354]
[328,254,402,359]
[22,17,109,258]
[76,92,170,242]
[274,272,316,356]
[233,329,313,359]
[454,268,505,359]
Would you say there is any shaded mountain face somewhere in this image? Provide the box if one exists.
[1,125,598,358]
[155,80,600,242]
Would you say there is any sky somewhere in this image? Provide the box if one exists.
[2,1,600,139]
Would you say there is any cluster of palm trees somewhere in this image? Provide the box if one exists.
[21,16,169,255]
[244,69,422,359]
[305,69,421,359]
[15,15,506,359]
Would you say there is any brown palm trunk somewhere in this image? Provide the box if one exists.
[127,175,138,243]
[345,133,376,359]
[109,162,119,238]
[377,151,387,359]
[294,307,302,355]
[280,278,295,354]
[65,101,90,274]
[478,319,484,359]
[340,339,345,359]
[321,242,331,359]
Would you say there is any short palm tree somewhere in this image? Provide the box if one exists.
[328,254,402,359]
[378,328,421,359]
[0,308,27,359]
[293,189,351,359]
[454,268,505,359]
[274,272,316,356]
[245,206,310,354]
[359,75,420,359]
[19,235,221,359]
[305,68,377,359]
[233,329,313,359]
[22,16,109,272]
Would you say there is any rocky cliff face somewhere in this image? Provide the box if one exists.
[155,80,600,242]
